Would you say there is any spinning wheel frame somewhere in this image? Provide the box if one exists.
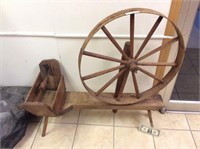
[78,8,185,105]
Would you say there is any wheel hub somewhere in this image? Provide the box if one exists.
[127,58,138,71]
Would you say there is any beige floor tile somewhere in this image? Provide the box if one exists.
[48,109,79,124]
[14,122,40,149]
[73,125,113,149]
[32,123,76,149]
[192,131,200,149]
[186,114,200,130]
[115,110,150,127]
[154,130,196,149]
[152,111,189,130]
[115,127,154,149]
[79,109,113,126]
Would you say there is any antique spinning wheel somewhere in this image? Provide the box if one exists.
[78,8,185,105]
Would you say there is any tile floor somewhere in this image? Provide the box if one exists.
[14,109,200,149]
[172,48,199,101]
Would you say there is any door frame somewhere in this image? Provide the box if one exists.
[162,0,200,112]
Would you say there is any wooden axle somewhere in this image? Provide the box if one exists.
[35,76,48,102]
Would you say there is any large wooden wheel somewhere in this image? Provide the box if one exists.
[78,8,185,105]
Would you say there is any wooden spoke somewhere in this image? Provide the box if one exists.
[137,67,164,83]
[137,37,179,61]
[131,71,140,98]
[82,65,125,80]
[130,14,135,58]
[137,62,177,66]
[101,26,129,60]
[83,51,127,64]
[96,68,126,96]
[135,16,163,59]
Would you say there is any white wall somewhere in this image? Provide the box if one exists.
[0,0,171,92]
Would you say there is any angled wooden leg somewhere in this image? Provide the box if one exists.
[114,42,130,99]
[147,110,154,127]
[42,116,48,137]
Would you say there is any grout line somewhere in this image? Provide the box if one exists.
[113,125,138,128]
[167,110,200,115]
[45,121,78,125]
[191,130,200,132]
[30,121,42,149]
[153,136,157,149]
[38,119,116,127]
[185,50,190,59]
[190,60,199,75]
[174,87,181,101]
[174,86,178,94]
[44,122,78,125]
[185,114,198,149]
[71,110,81,149]
[151,111,156,149]
[187,50,199,75]
[114,125,193,132]
[113,111,115,149]
[155,128,190,131]
[77,123,113,127]
[172,93,200,95]
[175,74,200,76]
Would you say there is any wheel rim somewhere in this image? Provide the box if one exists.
[78,8,185,105]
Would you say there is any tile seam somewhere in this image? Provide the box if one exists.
[185,114,198,149]
[113,112,115,149]
[71,110,81,149]
[30,121,42,149]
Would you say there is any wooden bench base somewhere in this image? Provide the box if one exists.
[40,91,164,136]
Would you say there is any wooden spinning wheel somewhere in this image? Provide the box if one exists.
[21,8,185,137]
[79,8,185,105]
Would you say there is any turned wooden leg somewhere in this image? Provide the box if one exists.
[42,116,48,137]
[147,110,154,127]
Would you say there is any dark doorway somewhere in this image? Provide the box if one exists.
[171,7,199,101]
